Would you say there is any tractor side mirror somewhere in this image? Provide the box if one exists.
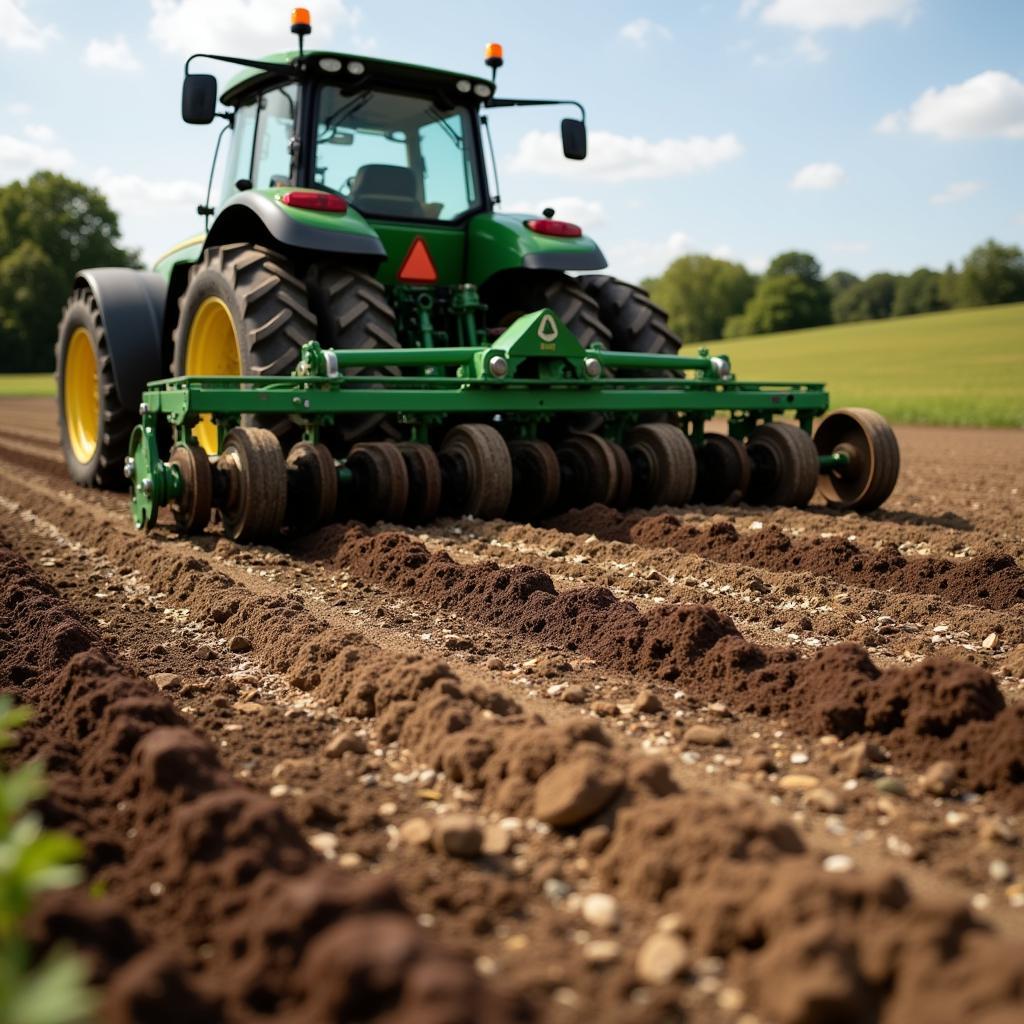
[182,74,218,125]
[561,118,587,161]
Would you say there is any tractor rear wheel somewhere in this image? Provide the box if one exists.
[578,275,682,366]
[171,244,317,454]
[306,263,402,444]
[56,289,134,488]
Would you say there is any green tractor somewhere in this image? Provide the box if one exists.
[56,12,899,540]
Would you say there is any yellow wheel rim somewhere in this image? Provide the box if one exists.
[185,296,242,454]
[64,327,100,464]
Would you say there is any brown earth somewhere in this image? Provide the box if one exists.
[1,399,1023,1024]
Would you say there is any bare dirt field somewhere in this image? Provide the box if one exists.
[2,395,1022,1023]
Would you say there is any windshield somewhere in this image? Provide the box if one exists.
[315,87,482,221]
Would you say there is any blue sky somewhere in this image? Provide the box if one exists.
[1,0,1022,281]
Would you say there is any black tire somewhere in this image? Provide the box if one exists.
[55,288,134,488]
[172,243,316,377]
[486,273,612,351]
[746,422,819,508]
[306,263,402,444]
[578,275,682,365]
[219,427,288,542]
[625,423,697,507]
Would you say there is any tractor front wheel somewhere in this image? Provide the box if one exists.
[56,288,134,488]
[171,244,317,453]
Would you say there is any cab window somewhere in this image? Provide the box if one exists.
[315,87,481,221]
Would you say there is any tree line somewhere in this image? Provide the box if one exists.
[1,172,139,373]
[644,240,1024,345]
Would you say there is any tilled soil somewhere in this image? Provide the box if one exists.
[1,399,1023,1024]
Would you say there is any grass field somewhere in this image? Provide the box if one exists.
[721,302,1024,428]
[0,373,54,397]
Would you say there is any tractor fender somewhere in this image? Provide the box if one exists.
[467,212,607,284]
[205,190,387,261]
[75,269,167,408]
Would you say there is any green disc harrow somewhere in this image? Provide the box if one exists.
[125,299,899,541]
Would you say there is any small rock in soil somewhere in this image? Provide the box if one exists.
[325,731,367,758]
[485,655,504,671]
[583,939,622,965]
[195,644,215,661]
[635,932,689,986]
[683,724,729,747]
[922,760,958,796]
[581,892,620,930]
[399,817,433,847]
[227,634,252,653]
[562,685,586,704]
[151,673,181,691]
[579,824,611,856]
[779,773,820,792]
[982,632,998,650]
[834,740,886,778]
[482,823,512,857]
[822,854,855,874]
[534,757,624,828]
[634,690,663,714]
[432,814,483,859]
[591,701,618,717]
[875,776,907,796]
[804,787,845,813]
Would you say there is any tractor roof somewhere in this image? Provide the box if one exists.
[221,50,494,106]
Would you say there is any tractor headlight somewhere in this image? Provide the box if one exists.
[346,60,366,75]
[473,83,492,98]
[318,57,343,72]
[456,79,472,93]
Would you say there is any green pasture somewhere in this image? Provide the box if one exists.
[720,302,1024,427]
[0,373,55,397]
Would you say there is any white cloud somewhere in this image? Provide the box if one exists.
[500,197,606,230]
[23,124,54,143]
[619,17,672,46]
[0,133,75,177]
[509,130,743,183]
[874,111,904,134]
[794,34,827,62]
[930,180,985,206]
[879,70,1024,140]
[761,0,916,31]
[84,34,143,72]
[0,0,58,50]
[790,161,845,190]
[149,0,366,57]
[94,171,206,213]
[606,231,691,282]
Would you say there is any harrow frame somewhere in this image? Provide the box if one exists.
[125,307,836,530]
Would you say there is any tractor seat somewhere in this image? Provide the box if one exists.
[349,164,427,219]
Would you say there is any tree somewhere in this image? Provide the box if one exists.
[727,273,832,336]
[0,172,140,372]
[832,273,900,323]
[826,270,860,300]
[646,254,755,345]
[892,268,947,317]
[956,239,1024,308]
[765,251,824,284]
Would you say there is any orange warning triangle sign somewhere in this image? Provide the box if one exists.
[398,236,438,283]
